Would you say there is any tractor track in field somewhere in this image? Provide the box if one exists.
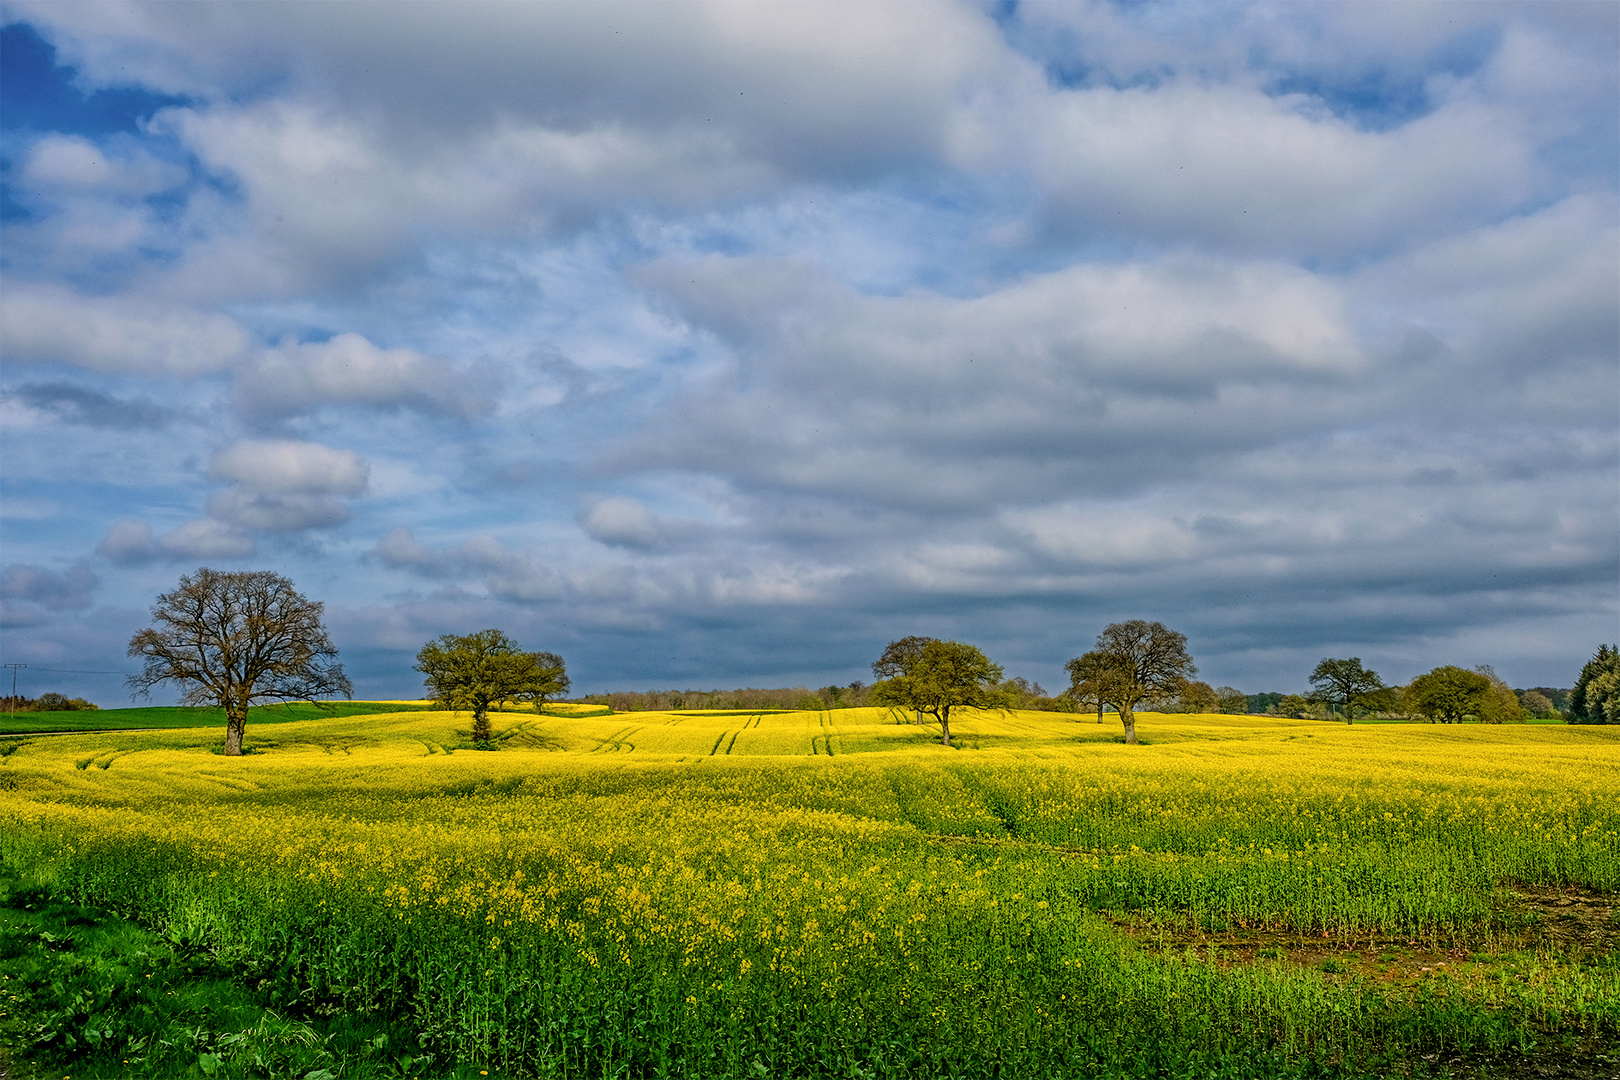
[589,726,640,753]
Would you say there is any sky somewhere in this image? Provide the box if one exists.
[1,1,1616,705]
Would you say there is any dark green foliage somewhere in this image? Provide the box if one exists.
[1066,620,1197,744]
[1405,666,1491,724]
[871,638,1003,746]
[415,630,569,744]
[576,688,813,711]
[0,868,446,1080]
[1307,658,1387,724]
[1569,645,1619,725]
[1247,692,1286,714]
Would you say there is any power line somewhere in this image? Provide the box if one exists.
[0,666,131,675]
[3,664,22,717]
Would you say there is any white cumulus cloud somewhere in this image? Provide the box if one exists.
[580,497,660,550]
[203,439,369,532]
[233,333,496,420]
[156,519,257,559]
[0,284,252,377]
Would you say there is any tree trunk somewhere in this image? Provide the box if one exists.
[1119,705,1137,745]
[472,705,491,743]
[223,706,246,756]
[1096,703,1104,724]
[939,705,952,746]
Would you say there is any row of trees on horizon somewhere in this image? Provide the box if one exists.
[573,677,1580,723]
[575,632,1619,738]
[17,569,1612,755]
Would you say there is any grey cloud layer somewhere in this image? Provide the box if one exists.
[618,252,1366,508]
[1,2,1614,697]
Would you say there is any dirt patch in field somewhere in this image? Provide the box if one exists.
[1110,882,1616,973]
[1415,1044,1620,1080]
[1106,883,1618,1080]
[1495,882,1619,953]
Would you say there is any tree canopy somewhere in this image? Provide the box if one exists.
[1570,645,1619,725]
[871,635,936,725]
[127,568,351,756]
[871,638,1002,746]
[1177,680,1219,713]
[1064,649,1125,724]
[1404,665,1490,724]
[1067,620,1196,745]
[1474,665,1525,724]
[1307,657,1387,724]
[415,630,570,745]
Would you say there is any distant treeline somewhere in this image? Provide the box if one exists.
[1,692,99,713]
[1241,686,1571,722]
[574,678,1076,714]
[573,680,1578,720]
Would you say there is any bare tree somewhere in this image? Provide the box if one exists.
[1068,620,1196,745]
[127,568,351,756]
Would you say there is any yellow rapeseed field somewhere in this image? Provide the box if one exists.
[1,707,1615,1077]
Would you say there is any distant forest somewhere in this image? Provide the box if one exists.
[572,681,1577,721]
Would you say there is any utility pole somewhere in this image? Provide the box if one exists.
[4,664,24,715]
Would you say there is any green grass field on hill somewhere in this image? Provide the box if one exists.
[0,699,609,736]
[1,706,1615,1079]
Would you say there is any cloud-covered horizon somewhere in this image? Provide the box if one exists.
[1,2,1614,704]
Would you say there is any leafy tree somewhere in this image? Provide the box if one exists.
[1570,645,1620,725]
[1272,694,1311,719]
[1247,691,1285,714]
[1307,657,1387,724]
[1526,686,1571,713]
[993,677,1047,710]
[1215,686,1248,714]
[1067,620,1196,745]
[872,635,936,725]
[1518,690,1556,718]
[128,568,351,756]
[1177,680,1219,713]
[1404,665,1490,724]
[1474,665,1525,724]
[872,639,1002,746]
[1065,650,1124,724]
[34,692,99,711]
[415,630,569,745]
[1583,669,1620,725]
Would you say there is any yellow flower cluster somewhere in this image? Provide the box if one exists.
[0,707,1615,1074]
